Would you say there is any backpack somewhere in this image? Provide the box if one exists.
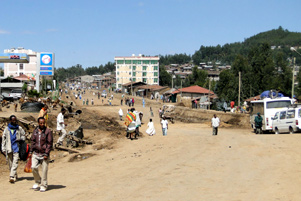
[19,141,30,161]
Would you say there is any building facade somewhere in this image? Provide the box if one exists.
[114,55,160,89]
[4,47,37,79]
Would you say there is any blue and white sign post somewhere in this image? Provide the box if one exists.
[36,52,55,92]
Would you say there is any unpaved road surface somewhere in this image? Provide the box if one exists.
[1,90,301,201]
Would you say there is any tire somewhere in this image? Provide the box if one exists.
[275,128,279,134]
[289,127,294,134]
[21,102,44,112]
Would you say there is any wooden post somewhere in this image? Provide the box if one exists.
[238,71,241,107]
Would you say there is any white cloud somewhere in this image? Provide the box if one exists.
[0,29,10,34]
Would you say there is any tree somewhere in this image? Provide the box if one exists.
[159,65,171,86]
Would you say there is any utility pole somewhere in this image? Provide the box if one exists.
[292,57,296,99]
[208,78,211,110]
[238,71,241,107]
[180,78,183,102]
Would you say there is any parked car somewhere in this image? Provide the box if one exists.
[9,89,23,100]
[272,107,301,134]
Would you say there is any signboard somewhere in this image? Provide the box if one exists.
[40,67,53,71]
[0,53,29,63]
[40,53,53,66]
[40,71,53,75]
[38,52,54,76]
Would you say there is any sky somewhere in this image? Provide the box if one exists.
[0,0,300,68]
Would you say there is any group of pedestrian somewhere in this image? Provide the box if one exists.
[1,106,69,192]
[125,97,135,107]
[2,115,53,192]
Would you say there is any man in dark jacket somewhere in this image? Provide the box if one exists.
[29,117,53,192]
[255,112,263,134]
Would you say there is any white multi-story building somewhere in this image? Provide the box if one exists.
[4,47,37,79]
[115,54,160,89]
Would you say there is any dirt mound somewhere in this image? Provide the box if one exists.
[163,105,250,128]
[79,108,124,136]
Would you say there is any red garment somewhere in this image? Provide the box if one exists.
[230,101,235,108]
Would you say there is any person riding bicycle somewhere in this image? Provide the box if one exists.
[254,112,263,134]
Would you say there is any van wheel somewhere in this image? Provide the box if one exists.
[275,128,279,134]
[289,127,294,134]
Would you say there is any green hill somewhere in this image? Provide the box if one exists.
[160,27,301,66]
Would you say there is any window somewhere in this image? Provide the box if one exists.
[129,66,131,69]
[143,78,147,83]
[132,78,136,82]
[19,64,23,70]
[133,66,136,70]
[133,72,136,76]
[117,72,119,75]
[267,101,291,109]
[287,110,295,118]
[143,66,147,71]
[151,60,158,64]
[117,60,124,64]
[154,78,158,83]
[143,60,150,64]
[280,111,286,120]
[153,66,158,70]
[154,72,158,76]
[118,84,122,88]
[129,72,131,75]
[133,60,137,64]
[137,60,141,64]
[299,109,301,118]
[273,112,279,120]
[117,66,119,69]
[117,78,119,81]
[143,72,147,76]
[125,60,131,64]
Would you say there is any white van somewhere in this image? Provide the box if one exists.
[272,107,301,134]
[250,97,293,132]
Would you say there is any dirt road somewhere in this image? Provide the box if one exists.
[1,91,301,201]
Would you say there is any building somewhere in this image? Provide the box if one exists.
[115,54,160,89]
[3,47,38,79]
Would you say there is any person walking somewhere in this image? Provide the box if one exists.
[1,115,26,183]
[29,117,53,192]
[146,118,156,136]
[161,116,168,136]
[132,98,135,106]
[91,98,94,105]
[254,112,263,134]
[121,98,123,106]
[142,98,145,108]
[150,107,154,117]
[83,99,85,105]
[118,108,123,121]
[211,114,220,135]
[56,108,67,146]
[86,99,89,105]
[38,105,48,127]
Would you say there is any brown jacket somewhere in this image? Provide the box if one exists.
[30,127,53,156]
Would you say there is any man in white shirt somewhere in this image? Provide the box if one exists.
[56,108,67,146]
[211,114,220,135]
[161,116,168,136]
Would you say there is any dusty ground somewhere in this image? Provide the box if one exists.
[1,89,301,201]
